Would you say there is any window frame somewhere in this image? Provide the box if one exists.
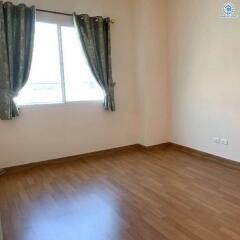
[57,24,67,104]
[16,11,104,107]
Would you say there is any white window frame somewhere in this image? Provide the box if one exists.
[16,11,104,106]
[57,25,67,104]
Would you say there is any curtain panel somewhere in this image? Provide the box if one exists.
[73,13,115,111]
[0,1,35,120]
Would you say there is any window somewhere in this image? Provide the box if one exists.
[61,26,103,102]
[16,16,103,106]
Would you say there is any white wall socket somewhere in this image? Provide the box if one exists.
[213,137,220,144]
[213,137,229,146]
[221,138,229,145]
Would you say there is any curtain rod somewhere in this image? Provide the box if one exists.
[36,9,115,24]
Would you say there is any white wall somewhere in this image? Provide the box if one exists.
[0,0,170,168]
[169,0,240,162]
[3,0,239,168]
[135,0,169,146]
[0,0,141,168]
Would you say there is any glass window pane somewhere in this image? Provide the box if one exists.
[15,22,63,105]
[61,26,104,102]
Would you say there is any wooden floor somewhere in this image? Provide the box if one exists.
[1,146,240,240]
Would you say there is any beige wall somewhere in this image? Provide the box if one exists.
[169,0,240,162]
[0,0,169,168]
[0,0,140,168]
[2,0,239,168]
[135,0,170,146]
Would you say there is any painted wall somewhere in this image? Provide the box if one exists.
[135,0,169,146]
[169,0,240,162]
[3,0,239,167]
[0,0,170,168]
[0,0,140,168]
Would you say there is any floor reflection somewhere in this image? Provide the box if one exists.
[20,185,122,240]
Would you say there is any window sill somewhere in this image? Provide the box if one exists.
[18,100,104,108]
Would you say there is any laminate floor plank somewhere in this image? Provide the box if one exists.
[0,147,240,240]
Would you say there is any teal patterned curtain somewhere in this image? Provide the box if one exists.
[0,1,35,120]
[73,13,115,111]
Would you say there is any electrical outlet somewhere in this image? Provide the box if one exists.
[213,137,220,144]
[221,138,229,145]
